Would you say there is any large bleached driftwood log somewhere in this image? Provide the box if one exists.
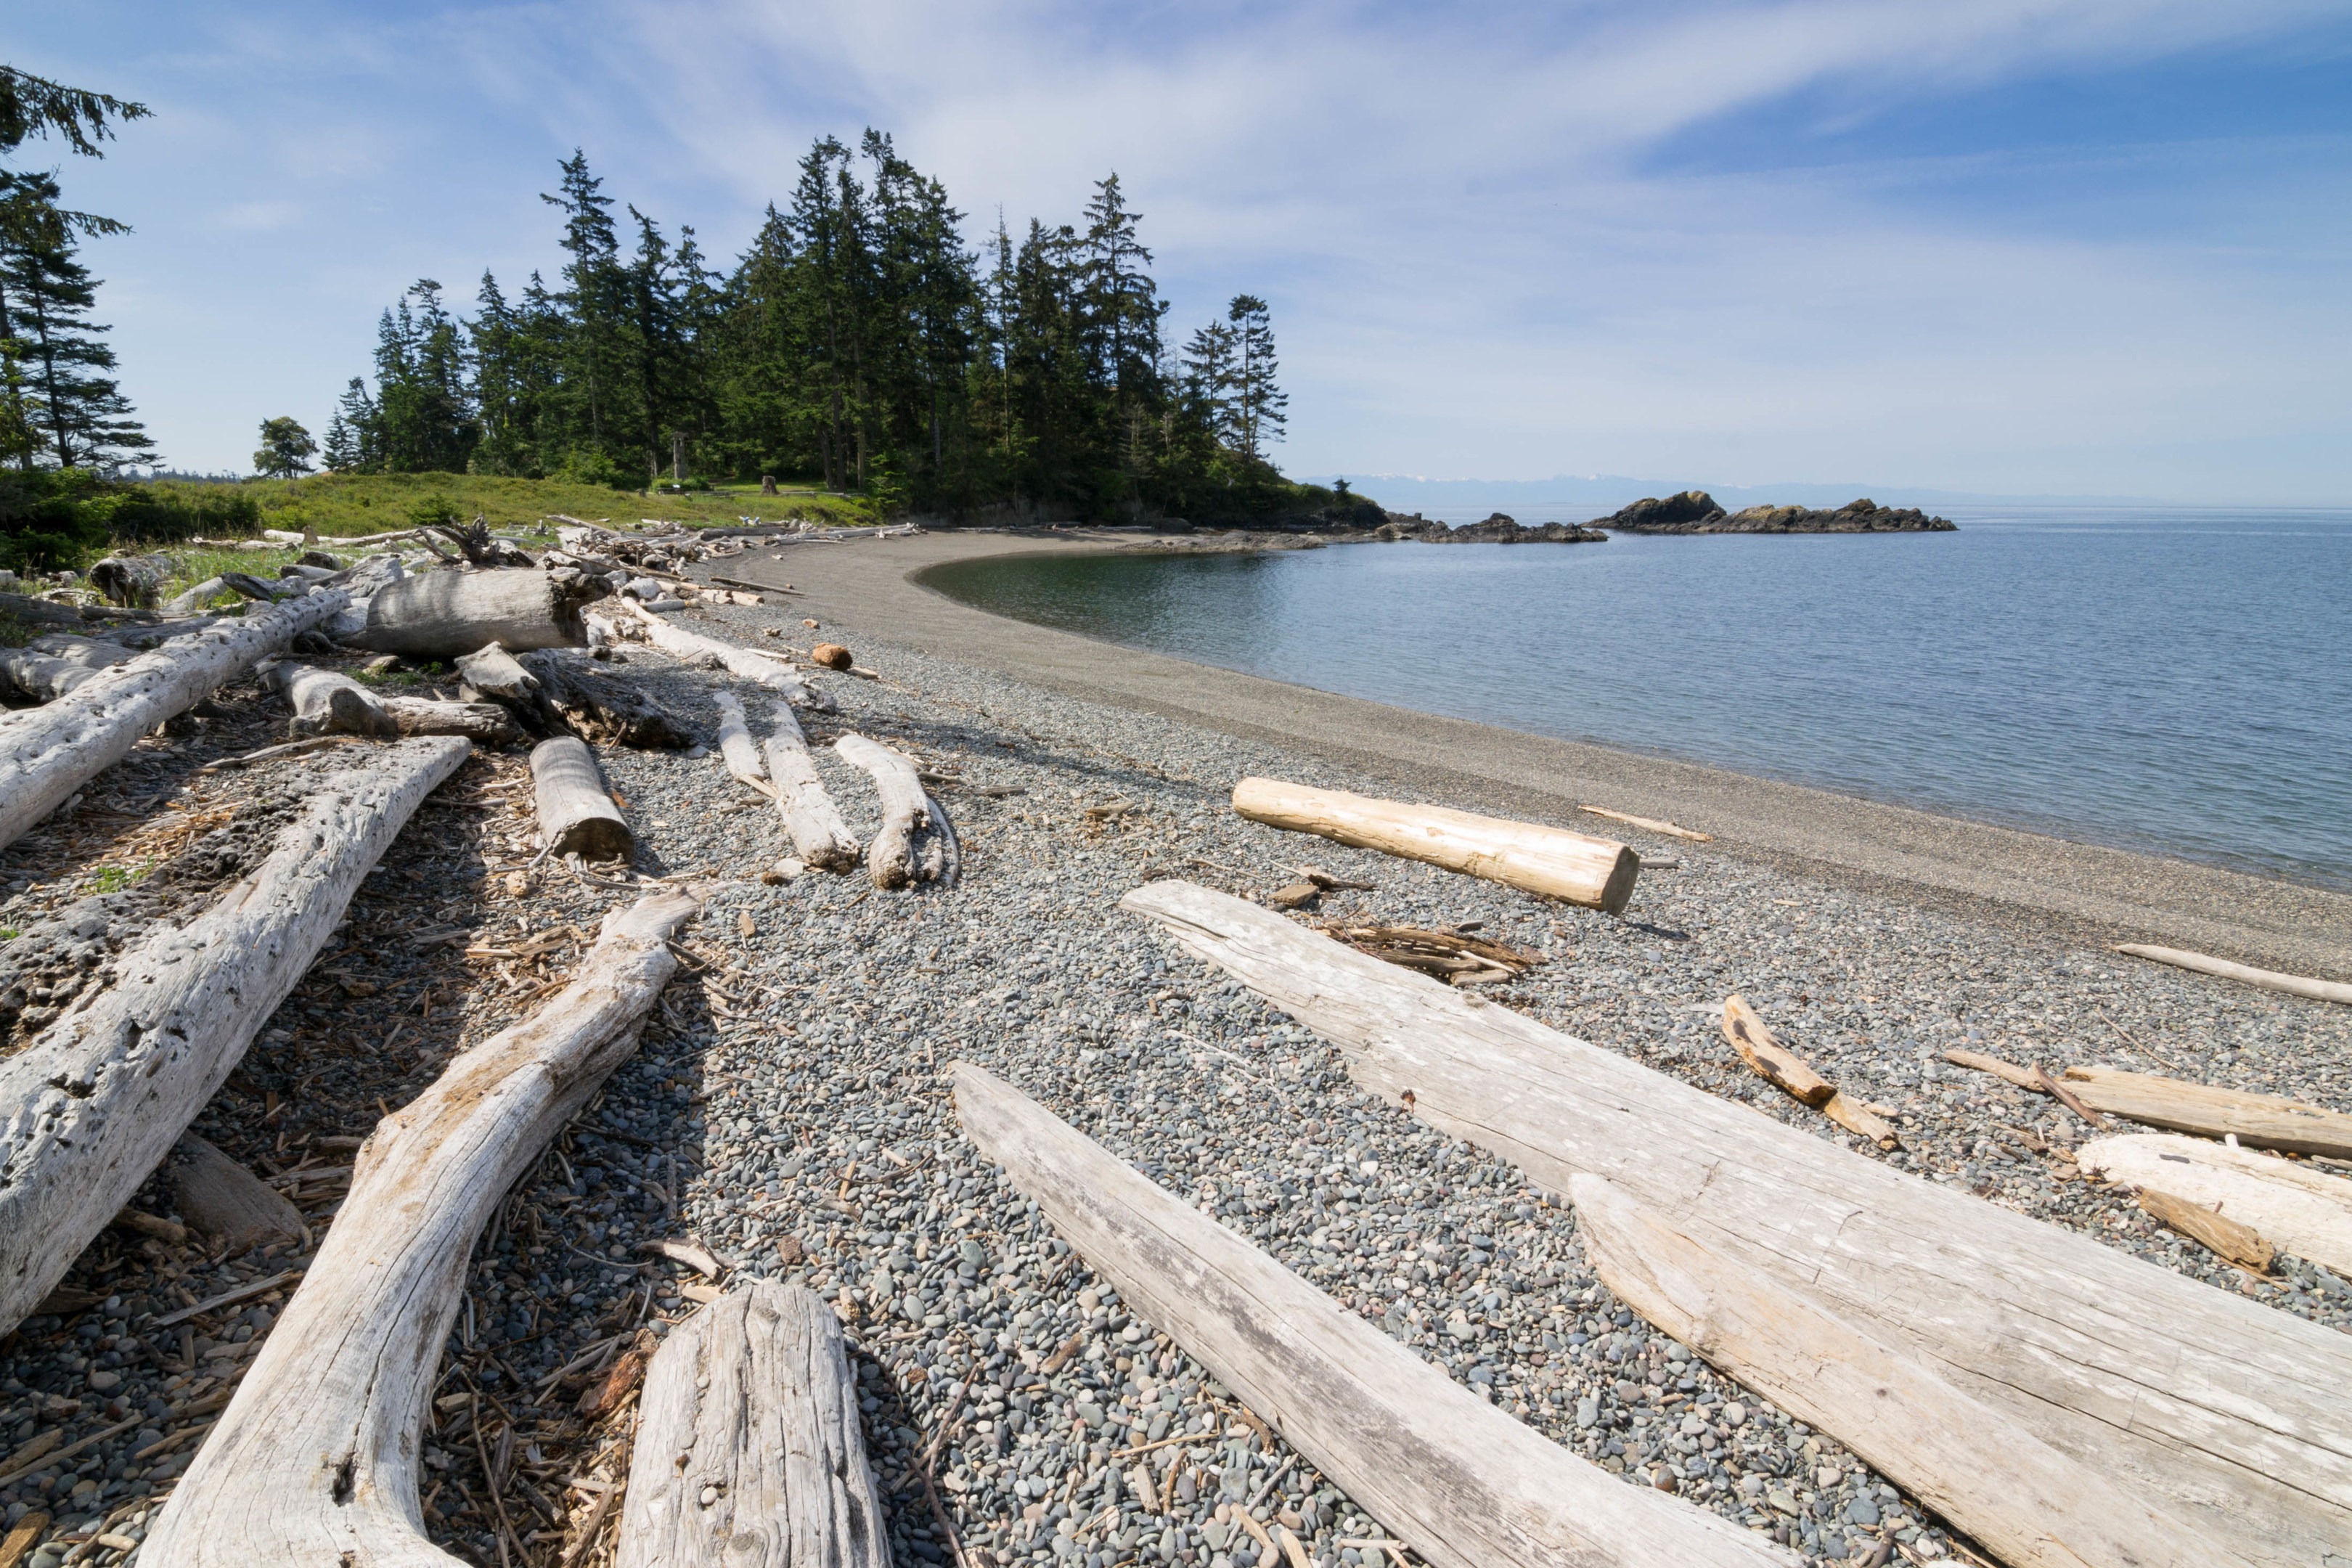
[142,891,697,1568]
[1231,777,1640,912]
[2077,1133,2352,1275]
[763,702,859,873]
[1119,881,2352,1568]
[164,1134,306,1253]
[1569,1175,2245,1568]
[0,646,112,703]
[835,733,957,889]
[0,589,348,853]
[711,691,775,798]
[955,1063,1792,1568]
[615,1282,890,1568]
[264,658,396,738]
[347,568,592,659]
[531,735,634,860]
[2060,1064,2352,1157]
[622,598,833,711]
[2117,942,2352,1005]
[0,737,468,1335]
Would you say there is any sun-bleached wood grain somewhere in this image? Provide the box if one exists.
[711,691,775,798]
[2059,1065,2352,1158]
[348,568,586,659]
[622,597,832,710]
[763,702,859,872]
[264,658,396,737]
[1231,777,1639,912]
[142,891,697,1568]
[614,1281,889,1568]
[955,1063,1795,1568]
[1570,1175,2252,1568]
[163,1134,305,1253]
[531,735,634,860]
[1719,996,1833,1106]
[2116,943,2352,1005]
[1119,880,2352,1568]
[2078,1134,2352,1275]
[0,736,467,1335]
[0,589,346,851]
[834,733,957,889]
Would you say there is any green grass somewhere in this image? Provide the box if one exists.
[137,472,875,544]
[86,864,147,894]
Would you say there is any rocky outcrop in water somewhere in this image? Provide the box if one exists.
[1376,511,1606,544]
[1597,492,1955,534]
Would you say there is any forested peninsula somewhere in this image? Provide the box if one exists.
[327,136,1372,528]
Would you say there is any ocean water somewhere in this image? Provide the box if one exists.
[920,510,2352,890]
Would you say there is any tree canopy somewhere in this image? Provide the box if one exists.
[332,137,1354,523]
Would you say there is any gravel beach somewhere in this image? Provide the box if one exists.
[2,551,2347,1568]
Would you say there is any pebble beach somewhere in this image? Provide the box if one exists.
[2,551,2348,1568]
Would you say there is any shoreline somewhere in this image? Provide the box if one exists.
[730,528,2352,977]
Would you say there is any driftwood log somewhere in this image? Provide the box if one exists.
[348,568,594,659]
[2059,1065,2352,1157]
[531,735,634,860]
[264,659,396,737]
[163,1134,305,1252]
[1578,804,1711,841]
[517,649,692,748]
[622,599,833,710]
[1720,995,1832,1105]
[956,1063,1793,1568]
[835,734,957,889]
[142,891,697,1568]
[711,692,775,798]
[1231,777,1639,912]
[0,590,347,853]
[380,694,520,744]
[88,552,174,608]
[1569,1175,2245,1568]
[0,737,468,1334]
[452,642,537,704]
[2117,942,2352,1005]
[614,1282,890,1568]
[2078,1133,2352,1274]
[1119,881,2352,1568]
[763,702,859,873]
[0,590,93,628]
[0,648,108,703]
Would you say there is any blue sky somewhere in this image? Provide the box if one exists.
[12,0,2352,501]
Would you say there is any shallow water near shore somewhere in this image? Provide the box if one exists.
[924,508,2352,890]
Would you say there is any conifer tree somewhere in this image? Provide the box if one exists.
[1226,294,1286,459]
[0,173,152,470]
[252,415,315,478]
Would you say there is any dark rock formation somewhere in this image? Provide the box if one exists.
[1598,493,1955,534]
[1376,511,1606,544]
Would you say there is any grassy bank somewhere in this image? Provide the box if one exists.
[171,472,877,539]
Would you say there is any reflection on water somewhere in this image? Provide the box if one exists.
[923,510,2352,889]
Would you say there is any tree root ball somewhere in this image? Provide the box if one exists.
[811,642,853,671]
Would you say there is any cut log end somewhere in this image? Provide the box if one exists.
[531,735,634,861]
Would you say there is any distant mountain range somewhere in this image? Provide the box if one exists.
[1306,474,2168,518]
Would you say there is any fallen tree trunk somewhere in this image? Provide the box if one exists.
[164,1134,306,1253]
[621,598,833,710]
[0,590,348,853]
[88,554,175,609]
[531,735,633,860]
[0,590,93,629]
[2078,1133,2352,1275]
[2060,1065,2352,1158]
[348,568,594,659]
[1119,881,2352,1568]
[0,647,109,702]
[763,702,859,873]
[711,692,775,798]
[2116,943,2352,1006]
[518,649,693,748]
[1231,777,1640,912]
[0,737,468,1335]
[379,695,520,745]
[263,659,396,738]
[452,642,536,704]
[1569,1174,2246,1568]
[955,1063,1792,1568]
[614,1281,889,1568]
[142,891,697,1568]
[835,733,956,889]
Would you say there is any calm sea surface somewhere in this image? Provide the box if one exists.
[921,510,2352,889]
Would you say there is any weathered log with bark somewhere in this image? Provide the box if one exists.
[835,733,957,889]
[348,568,598,659]
[142,891,697,1568]
[958,1063,1792,1568]
[711,692,775,798]
[0,590,348,853]
[0,590,93,628]
[531,735,634,860]
[0,737,468,1335]
[87,553,175,608]
[517,648,692,748]
[2078,1133,2352,1274]
[1231,777,1640,912]
[622,598,833,710]
[2117,942,2352,1005]
[614,1282,890,1568]
[1119,880,2352,1568]
[163,1134,305,1253]
[2060,1065,2352,1157]
[763,702,859,873]
[1569,1174,2247,1568]
[264,659,396,737]
[452,642,537,704]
